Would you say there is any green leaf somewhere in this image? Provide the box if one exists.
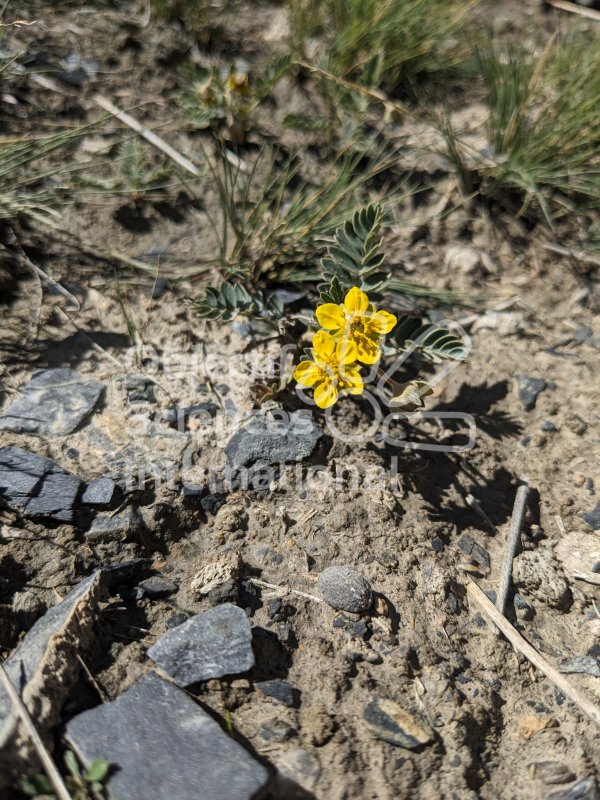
[64,751,81,778]
[190,281,285,322]
[319,203,388,293]
[392,315,467,363]
[85,759,110,784]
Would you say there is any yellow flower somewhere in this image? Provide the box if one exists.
[315,287,397,364]
[294,330,363,409]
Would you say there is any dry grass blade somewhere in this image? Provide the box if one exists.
[496,481,529,619]
[0,663,73,800]
[467,581,600,729]
[546,0,600,20]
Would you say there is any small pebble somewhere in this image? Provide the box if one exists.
[136,576,178,599]
[540,420,558,433]
[317,566,372,614]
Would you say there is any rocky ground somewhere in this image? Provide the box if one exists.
[1,2,600,799]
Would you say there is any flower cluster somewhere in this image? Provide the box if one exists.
[294,287,397,409]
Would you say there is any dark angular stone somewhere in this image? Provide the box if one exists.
[457,534,490,569]
[0,368,104,435]
[137,576,178,599]
[65,672,269,800]
[516,375,547,411]
[125,374,156,403]
[147,603,254,686]
[255,678,298,708]
[540,420,558,433]
[225,411,322,470]
[0,445,82,522]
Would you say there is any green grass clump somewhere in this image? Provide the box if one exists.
[443,35,600,223]
[289,0,470,93]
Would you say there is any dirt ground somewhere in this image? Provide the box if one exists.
[1,2,600,799]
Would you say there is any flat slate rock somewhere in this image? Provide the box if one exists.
[0,445,82,522]
[0,368,105,435]
[0,572,102,786]
[81,477,120,507]
[65,672,269,800]
[86,506,141,541]
[226,411,322,470]
[147,603,254,686]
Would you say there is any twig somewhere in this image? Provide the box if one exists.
[93,94,202,177]
[467,581,600,729]
[573,570,600,586]
[465,493,497,535]
[496,482,529,619]
[546,0,600,21]
[248,578,322,603]
[0,663,73,800]
[542,241,600,268]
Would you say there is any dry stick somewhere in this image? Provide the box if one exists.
[93,94,202,177]
[0,663,73,800]
[546,0,600,21]
[496,482,529,618]
[248,578,322,604]
[467,581,600,729]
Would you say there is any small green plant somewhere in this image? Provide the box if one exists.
[76,138,172,203]
[182,57,291,143]
[21,752,110,800]
[289,0,471,93]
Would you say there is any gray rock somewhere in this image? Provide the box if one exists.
[81,477,120,507]
[260,719,297,742]
[317,566,372,614]
[86,506,140,542]
[147,603,254,686]
[516,375,547,411]
[125,374,156,403]
[532,761,576,786]
[581,501,600,531]
[65,672,269,800]
[0,572,102,786]
[256,679,298,708]
[0,368,104,435]
[457,534,490,569]
[0,445,82,522]
[226,411,322,470]
[546,778,598,800]
[540,420,558,433]
[557,656,600,678]
[363,697,433,750]
[136,576,178,599]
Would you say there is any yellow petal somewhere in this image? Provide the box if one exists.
[339,367,363,395]
[316,303,345,330]
[312,329,336,359]
[344,286,369,313]
[355,333,381,364]
[294,360,324,387]
[335,338,358,365]
[314,379,338,409]
[368,310,397,335]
